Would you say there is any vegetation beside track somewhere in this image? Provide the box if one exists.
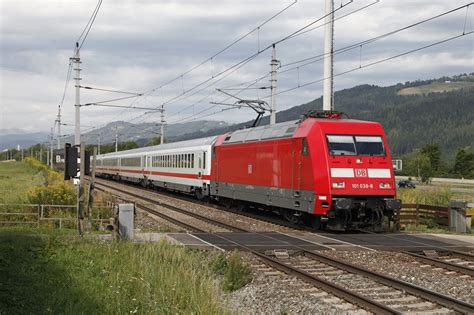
[0,160,45,203]
[397,185,473,234]
[0,159,76,205]
[0,227,241,314]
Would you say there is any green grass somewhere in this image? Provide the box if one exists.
[212,251,252,292]
[0,227,227,314]
[0,161,45,203]
[397,81,474,95]
[397,186,454,206]
[397,185,474,234]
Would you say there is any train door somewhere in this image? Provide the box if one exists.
[292,138,313,212]
[197,151,205,179]
[292,139,302,199]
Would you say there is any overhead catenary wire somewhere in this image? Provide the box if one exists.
[75,1,471,139]
[151,1,353,111]
[171,31,473,125]
[89,0,362,132]
[89,1,302,132]
[77,0,103,50]
[141,0,299,96]
[117,0,357,131]
[270,31,474,98]
[80,85,142,95]
[280,2,473,70]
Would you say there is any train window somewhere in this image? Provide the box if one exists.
[354,136,385,156]
[203,152,206,169]
[327,135,356,156]
[302,139,309,156]
[191,154,195,168]
[121,157,141,167]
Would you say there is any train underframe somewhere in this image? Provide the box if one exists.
[314,197,401,231]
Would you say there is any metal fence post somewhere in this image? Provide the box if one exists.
[449,200,467,233]
[415,204,420,227]
[37,205,41,227]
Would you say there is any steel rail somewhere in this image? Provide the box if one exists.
[444,249,474,261]
[210,233,400,315]
[95,185,206,233]
[94,177,309,232]
[302,250,474,314]
[94,180,473,313]
[404,251,474,276]
[95,181,247,232]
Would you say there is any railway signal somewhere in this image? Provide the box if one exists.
[64,143,78,180]
[64,143,91,179]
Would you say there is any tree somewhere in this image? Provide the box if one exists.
[421,143,442,173]
[146,137,162,147]
[119,141,139,151]
[452,148,474,178]
[404,149,433,183]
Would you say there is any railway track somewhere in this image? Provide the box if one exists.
[355,230,474,277]
[405,250,474,277]
[95,181,246,233]
[94,179,474,314]
[96,178,474,278]
[94,177,311,232]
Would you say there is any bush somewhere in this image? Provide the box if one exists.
[24,157,63,186]
[27,182,76,205]
[397,186,453,206]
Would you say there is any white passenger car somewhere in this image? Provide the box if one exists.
[96,136,217,199]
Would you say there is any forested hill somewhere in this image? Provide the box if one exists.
[175,75,474,157]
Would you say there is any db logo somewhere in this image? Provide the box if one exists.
[355,169,368,177]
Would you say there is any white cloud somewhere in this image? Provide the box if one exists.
[0,0,472,134]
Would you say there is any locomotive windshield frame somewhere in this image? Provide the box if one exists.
[326,134,385,156]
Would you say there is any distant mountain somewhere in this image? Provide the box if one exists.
[0,131,49,151]
[174,74,474,158]
[59,120,229,147]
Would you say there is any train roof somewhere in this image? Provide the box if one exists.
[98,118,382,158]
[98,136,218,158]
[221,118,381,144]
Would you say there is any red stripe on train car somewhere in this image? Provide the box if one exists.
[96,167,210,180]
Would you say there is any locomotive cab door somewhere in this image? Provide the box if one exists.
[292,138,311,211]
[292,139,302,199]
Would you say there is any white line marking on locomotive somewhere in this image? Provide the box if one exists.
[330,168,354,178]
[368,169,391,178]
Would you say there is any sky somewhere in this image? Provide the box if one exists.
[0,0,473,136]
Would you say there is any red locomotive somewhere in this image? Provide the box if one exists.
[96,113,400,231]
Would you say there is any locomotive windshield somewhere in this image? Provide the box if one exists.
[327,135,385,156]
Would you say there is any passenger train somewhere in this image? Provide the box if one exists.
[96,114,401,231]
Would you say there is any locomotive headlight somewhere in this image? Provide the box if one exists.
[379,182,392,189]
[332,182,345,188]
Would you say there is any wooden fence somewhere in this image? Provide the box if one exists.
[396,203,450,229]
[0,203,112,229]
